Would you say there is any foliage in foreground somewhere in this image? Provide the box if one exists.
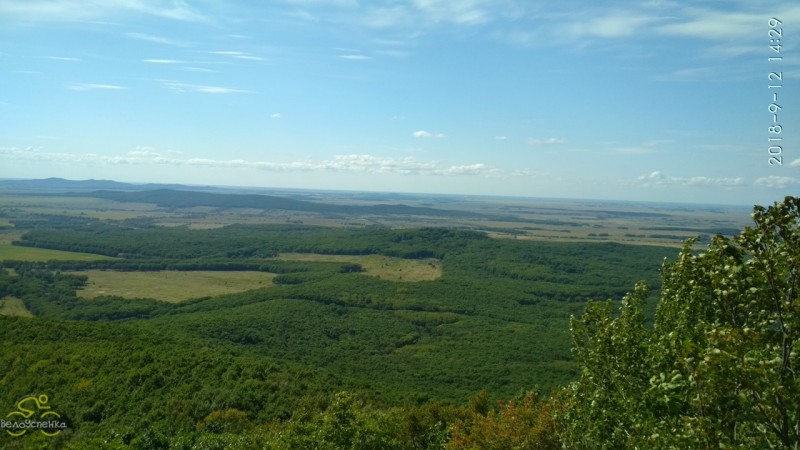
[557,196,800,448]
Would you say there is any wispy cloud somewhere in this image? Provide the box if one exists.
[68,83,128,91]
[656,8,765,40]
[126,32,191,47]
[46,56,81,61]
[339,54,371,60]
[162,82,253,94]
[637,171,745,188]
[209,51,266,61]
[0,147,498,177]
[411,0,492,25]
[0,0,208,23]
[654,66,721,82]
[182,67,216,73]
[570,11,663,38]
[413,130,446,139]
[754,176,799,189]
[143,59,184,64]
[526,137,566,146]
[610,139,670,154]
[435,163,499,176]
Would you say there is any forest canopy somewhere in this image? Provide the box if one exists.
[0,196,796,448]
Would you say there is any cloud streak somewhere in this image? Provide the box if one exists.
[162,82,254,94]
[637,171,745,188]
[0,0,208,23]
[526,137,566,146]
[754,176,799,189]
[209,51,266,61]
[143,59,184,64]
[0,147,499,177]
[413,130,446,139]
[68,83,128,91]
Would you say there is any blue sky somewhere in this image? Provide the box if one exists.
[0,0,798,205]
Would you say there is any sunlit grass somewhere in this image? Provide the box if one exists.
[0,243,117,262]
[274,253,442,282]
[73,270,277,303]
[0,296,33,317]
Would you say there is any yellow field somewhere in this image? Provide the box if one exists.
[73,271,276,303]
[0,296,33,317]
[275,253,442,281]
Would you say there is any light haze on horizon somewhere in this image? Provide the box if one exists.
[0,0,798,205]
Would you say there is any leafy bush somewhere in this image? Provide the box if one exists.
[557,196,800,448]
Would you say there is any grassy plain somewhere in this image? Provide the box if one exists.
[0,242,116,262]
[73,270,276,302]
[0,191,753,247]
[0,296,33,317]
[275,253,442,281]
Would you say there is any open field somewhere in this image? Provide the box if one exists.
[0,296,33,317]
[0,242,117,262]
[275,253,442,281]
[73,270,277,302]
[0,188,754,247]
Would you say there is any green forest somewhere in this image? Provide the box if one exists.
[0,196,797,449]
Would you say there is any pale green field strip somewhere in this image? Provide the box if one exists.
[73,271,277,303]
[0,296,33,317]
[0,243,117,262]
[274,253,442,281]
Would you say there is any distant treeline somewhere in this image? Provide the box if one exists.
[78,189,481,219]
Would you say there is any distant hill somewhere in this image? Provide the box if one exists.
[83,189,479,218]
[0,178,492,219]
[0,177,185,192]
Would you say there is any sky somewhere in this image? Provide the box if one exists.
[0,0,798,205]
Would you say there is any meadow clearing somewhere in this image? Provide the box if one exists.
[72,270,278,302]
[0,296,33,317]
[274,253,442,282]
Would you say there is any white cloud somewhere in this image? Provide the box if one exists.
[182,67,215,73]
[435,163,500,176]
[411,0,491,25]
[143,59,184,64]
[637,171,745,188]
[126,32,191,47]
[494,136,507,141]
[413,130,446,139]
[162,82,253,94]
[656,8,764,40]
[46,56,80,61]
[610,139,670,154]
[209,51,266,61]
[0,147,498,177]
[68,83,128,91]
[271,113,282,119]
[570,11,662,38]
[526,137,565,146]
[511,168,550,177]
[339,54,371,60]
[790,159,800,168]
[754,176,799,189]
[0,0,207,23]
[654,67,721,82]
